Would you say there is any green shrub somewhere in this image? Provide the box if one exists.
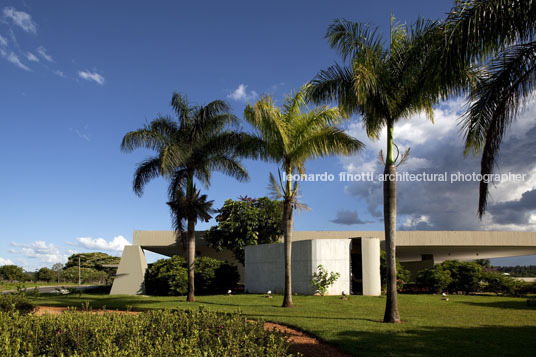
[417,260,484,294]
[0,294,35,315]
[416,266,453,293]
[441,260,483,294]
[145,255,187,295]
[311,265,340,295]
[0,308,293,356]
[480,271,525,296]
[145,256,239,296]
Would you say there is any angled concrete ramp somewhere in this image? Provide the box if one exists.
[110,245,147,295]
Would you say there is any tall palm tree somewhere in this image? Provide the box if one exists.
[244,86,363,307]
[307,17,473,322]
[121,93,249,302]
[443,0,536,216]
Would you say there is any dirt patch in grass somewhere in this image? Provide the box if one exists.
[35,306,349,357]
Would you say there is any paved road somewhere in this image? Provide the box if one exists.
[2,285,98,295]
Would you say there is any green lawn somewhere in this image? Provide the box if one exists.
[32,293,536,356]
[0,282,81,292]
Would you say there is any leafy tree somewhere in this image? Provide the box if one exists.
[205,197,283,264]
[244,87,363,307]
[442,0,536,216]
[122,93,253,302]
[51,263,64,283]
[307,16,472,322]
[36,267,55,282]
[65,253,120,270]
[0,265,25,282]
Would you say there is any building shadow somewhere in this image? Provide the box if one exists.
[333,325,536,356]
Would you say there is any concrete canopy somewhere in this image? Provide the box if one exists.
[110,230,536,295]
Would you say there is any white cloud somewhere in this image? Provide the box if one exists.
[36,46,53,62]
[227,84,258,102]
[0,257,14,265]
[5,52,30,71]
[10,241,67,264]
[0,34,7,47]
[341,96,536,231]
[54,70,65,78]
[3,7,37,34]
[76,235,129,252]
[78,70,105,85]
[26,51,39,62]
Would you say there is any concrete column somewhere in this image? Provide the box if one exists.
[361,237,381,296]
[110,245,147,295]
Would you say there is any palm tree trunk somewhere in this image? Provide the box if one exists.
[383,120,400,323]
[186,217,195,302]
[186,174,196,303]
[282,198,295,308]
[282,166,295,308]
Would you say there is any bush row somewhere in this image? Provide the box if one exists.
[145,256,240,296]
[416,260,535,295]
[0,294,35,315]
[0,308,292,356]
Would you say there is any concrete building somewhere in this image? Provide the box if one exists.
[110,230,536,296]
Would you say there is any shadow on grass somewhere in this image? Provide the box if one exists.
[334,325,536,357]
[456,300,536,310]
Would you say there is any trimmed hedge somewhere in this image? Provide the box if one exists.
[0,294,35,315]
[145,256,240,296]
[0,308,293,356]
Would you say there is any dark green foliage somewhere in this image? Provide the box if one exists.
[64,253,120,284]
[36,267,55,282]
[480,270,522,296]
[205,197,283,264]
[441,260,483,294]
[145,256,239,296]
[145,256,188,296]
[416,266,453,293]
[0,265,25,282]
[417,260,483,294]
[0,294,35,315]
[380,251,411,291]
[0,308,292,356]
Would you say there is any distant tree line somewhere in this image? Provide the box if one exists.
[495,265,536,277]
[0,252,120,285]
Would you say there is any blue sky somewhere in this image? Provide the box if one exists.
[1,1,535,270]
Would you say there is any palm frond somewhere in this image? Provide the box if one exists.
[326,19,384,62]
[290,127,364,163]
[307,63,360,116]
[133,157,162,196]
[461,40,536,216]
[268,172,285,200]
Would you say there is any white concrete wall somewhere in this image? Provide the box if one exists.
[245,239,351,295]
